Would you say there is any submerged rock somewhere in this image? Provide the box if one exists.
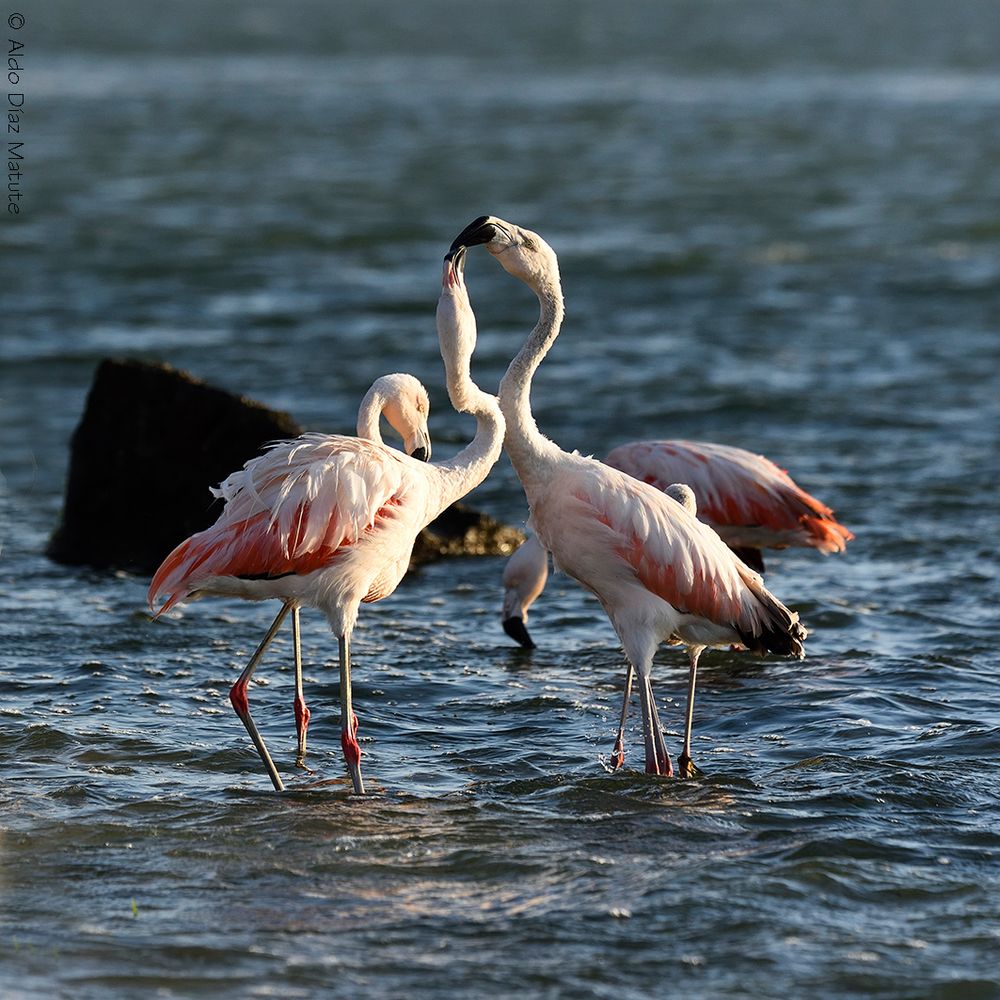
[47,358,521,575]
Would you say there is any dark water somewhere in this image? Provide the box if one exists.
[3,2,1000,996]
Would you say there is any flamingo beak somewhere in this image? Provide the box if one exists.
[408,426,432,463]
[502,615,536,649]
[449,216,509,253]
[444,244,467,269]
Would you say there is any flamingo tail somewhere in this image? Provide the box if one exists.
[733,566,808,659]
[148,537,200,616]
[147,529,234,616]
[801,515,854,554]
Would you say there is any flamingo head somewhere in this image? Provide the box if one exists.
[442,243,467,289]
[663,482,697,516]
[449,216,559,289]
[374,373,432,462]
[500,534,549,649]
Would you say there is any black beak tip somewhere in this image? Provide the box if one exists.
[449,215,496,253]
[410,446,430,463]
[503,616,536,649]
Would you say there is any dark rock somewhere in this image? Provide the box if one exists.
[48,358,522,575]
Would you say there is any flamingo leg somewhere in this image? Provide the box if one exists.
[229,603,290,792]
[648,676,672,777]
[338,634,366,795]
[639,673,657,773]
[637,670,672,776]
[291,607,312,770]
[610,665,635,770]
[679,646,705,779]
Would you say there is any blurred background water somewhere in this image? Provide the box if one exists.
[2,1,1000,996]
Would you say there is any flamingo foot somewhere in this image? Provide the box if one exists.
[610,735,626,771]
[678,753,702,780]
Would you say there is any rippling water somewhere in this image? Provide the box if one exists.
[3,2,1000,997]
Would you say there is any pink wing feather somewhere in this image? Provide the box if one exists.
[546,467,763,631]
[540,462,804,654]
[148,434,419,614]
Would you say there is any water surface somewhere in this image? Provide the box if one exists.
[2,3,1000,997]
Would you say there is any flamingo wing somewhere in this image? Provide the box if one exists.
[148,434,424,613]
[605,439,853,553]
[539,462,803,654]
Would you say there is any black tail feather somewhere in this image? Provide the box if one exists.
[735,583,808,660]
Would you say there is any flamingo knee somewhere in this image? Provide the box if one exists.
[229,678,250,718]
[340,727,361,766]
[293,696,310,737]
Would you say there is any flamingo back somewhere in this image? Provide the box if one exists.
[605,439,853,553]
[148,434,425,614]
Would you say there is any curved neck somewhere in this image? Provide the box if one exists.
[355,386,386,443]
[498,272,565,480]
[433,345,505,513]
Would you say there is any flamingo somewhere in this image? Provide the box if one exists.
[149,257,504,794]
[501,439,851,647]
[451,215,807,778]
[148,372,432,791]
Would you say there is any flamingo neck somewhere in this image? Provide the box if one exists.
[433,347,505,512]
[355,386,387,444]
[498,273,565,485]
